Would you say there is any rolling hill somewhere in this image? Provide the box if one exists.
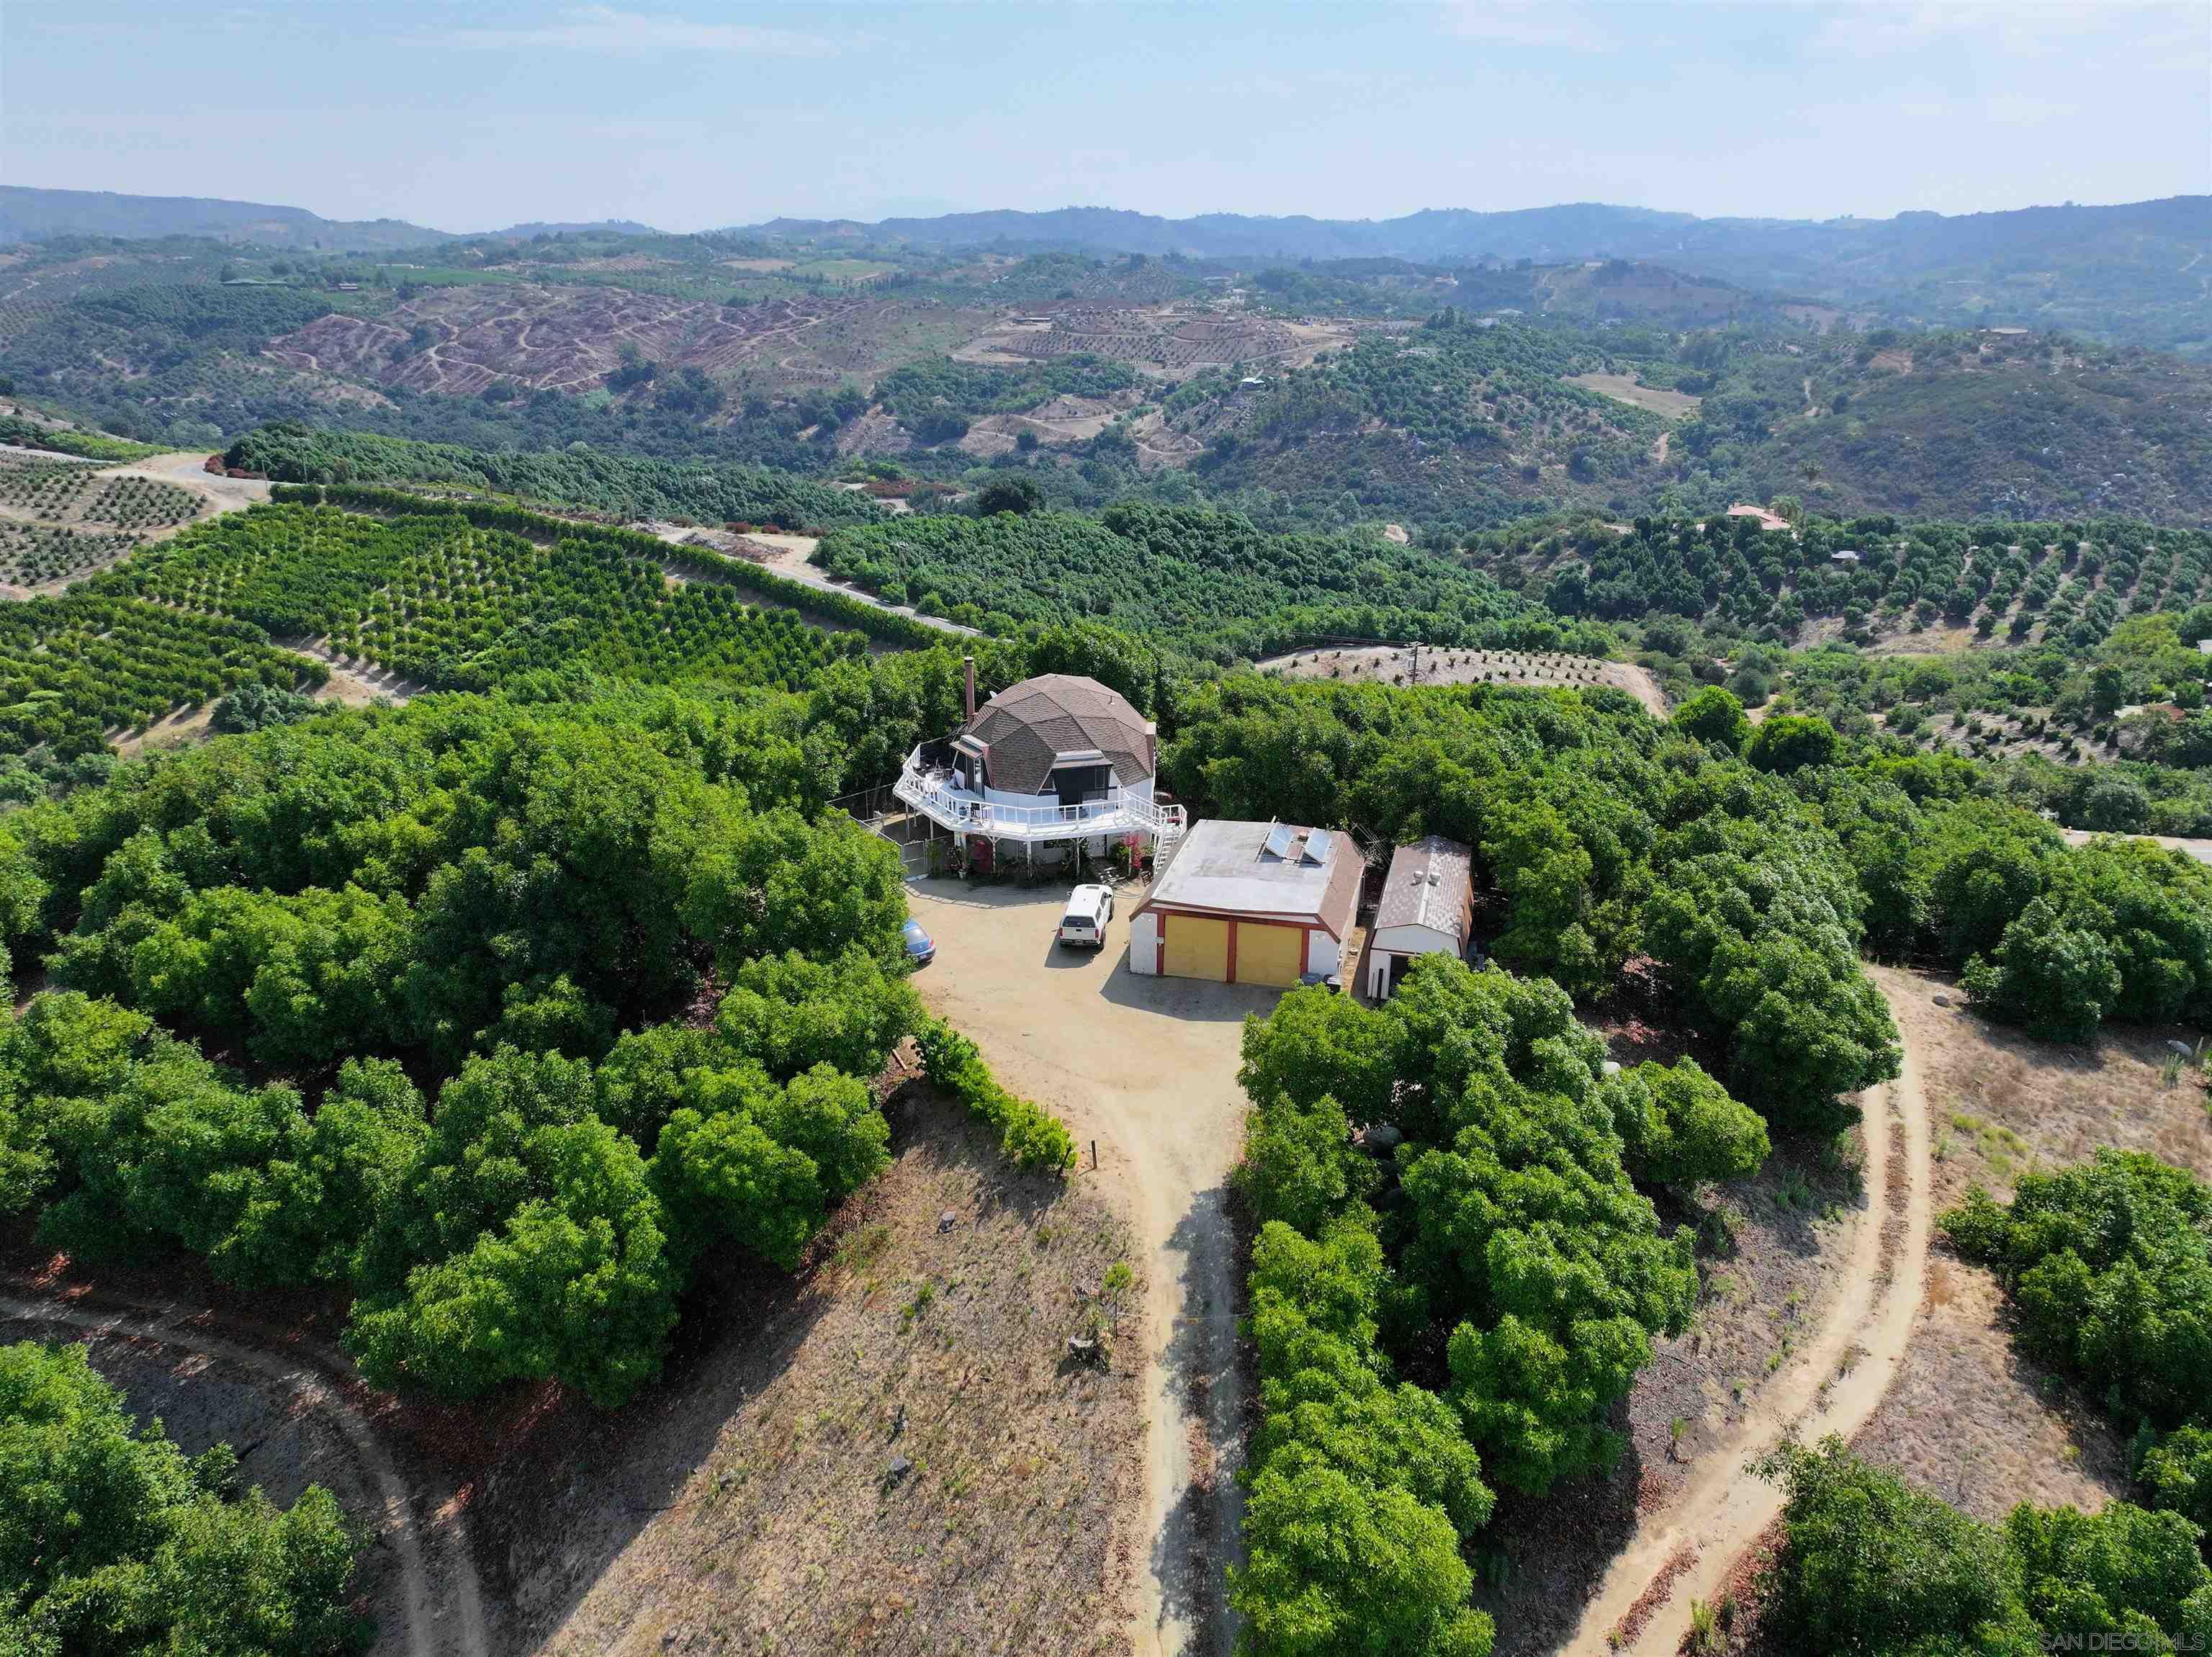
[749,197,2212,356]
[0,185,452,251]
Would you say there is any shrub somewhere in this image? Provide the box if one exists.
[1943,1149,2212,1428]
[0,1340,369,1654]
[914,1018,1075,1172]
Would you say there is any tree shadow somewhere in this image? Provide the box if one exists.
[1478,1427,1647,1656]
[1146,1185,1249,1657]
[1097,956,1282,1024]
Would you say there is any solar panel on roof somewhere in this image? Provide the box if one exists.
[1262,822,1300,861]
[1303,829,1333,866]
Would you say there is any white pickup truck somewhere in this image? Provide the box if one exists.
[1056,884,1115,948]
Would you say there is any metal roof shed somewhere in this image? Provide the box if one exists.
[1365,836,1474,1000]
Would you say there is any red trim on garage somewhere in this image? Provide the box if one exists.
[1226,920,1240,982]
[1300,928,1311,976]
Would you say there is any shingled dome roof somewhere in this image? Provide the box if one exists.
[960,674,1154,796]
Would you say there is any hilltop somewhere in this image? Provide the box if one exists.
[0,185,451,252]
[747,195,2212,355]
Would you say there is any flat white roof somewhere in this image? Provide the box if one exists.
[1138,818,1360,931]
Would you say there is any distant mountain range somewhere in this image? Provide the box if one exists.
[743,197,2207,265]
[747,197,2212,352]
[0,187,452,251]
[0,189,662,253]
[5,185,2204,352]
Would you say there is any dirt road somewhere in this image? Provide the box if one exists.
[0,1284,486,1657]
[101,450,271,518]
[904,879,1264,1657]
[2059,827,2212,865]
[640,524,981,638]
[1563,969,1933,1653]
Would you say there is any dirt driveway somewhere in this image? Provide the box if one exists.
[1563,969,1933,1653]
[905,878,1272,1657]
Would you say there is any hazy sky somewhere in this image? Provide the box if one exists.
[6,1,2206,232]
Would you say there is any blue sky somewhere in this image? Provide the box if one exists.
[5,1,2206,232]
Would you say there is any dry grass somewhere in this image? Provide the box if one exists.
[1483,1065,1868,1656]
[1563,372,1702,418]
[1849,967,2212,1521]
[480,1083,1143,1657]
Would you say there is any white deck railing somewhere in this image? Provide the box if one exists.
[893,751,1187,843]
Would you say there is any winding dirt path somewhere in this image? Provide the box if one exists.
[0,1284,487,1657]
[1565,971,1932,1653]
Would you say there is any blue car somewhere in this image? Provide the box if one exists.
[902,918,936,967]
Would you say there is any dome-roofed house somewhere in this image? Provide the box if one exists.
[894,663,1185,868]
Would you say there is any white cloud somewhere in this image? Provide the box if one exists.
[1439,1,1617,53]
[444,5,850,58]
[1810,1,2202,60]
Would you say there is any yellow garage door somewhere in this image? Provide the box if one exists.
[1163,915,1230,982]
[1236,921,1305,987]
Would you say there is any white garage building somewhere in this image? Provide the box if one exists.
[1130,819,1361,987]
[1364,835,1475,1000]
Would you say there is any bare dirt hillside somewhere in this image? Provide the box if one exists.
[1851,967,2212,1522]
[477,1082,1143,1657]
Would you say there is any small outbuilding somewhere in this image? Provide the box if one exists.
[1364,836,1475,1000]
[1130,819,1360,987]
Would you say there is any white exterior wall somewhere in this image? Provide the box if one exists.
[1308,930,1342,978]
[1129,911,1161,974]
[1366,922,1461,998]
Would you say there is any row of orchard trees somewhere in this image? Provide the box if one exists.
[1178,674,2212,1654]
[98,503,871,693]
[0,596,320,758]
[1229,964,1771,1655]
[228,423,887,531]
[0,688,1066,1407]
[809,500,1589,661]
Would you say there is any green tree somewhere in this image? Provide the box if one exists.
[1756,1438,2034,1653]
[1240,1092,1372,1236]
[1943,1150,2212,1428]
[347,1047,680,1407]
[0,1341,368,1655]
[1232,1452,1495,1657]
[1671,685,1750,753]
[1604,1058,1770,1187]
[714,948,920,1080]
[1961,896,2121,1043]
[1745,713,1838,774]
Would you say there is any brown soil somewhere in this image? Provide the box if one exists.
[957,305,1342,382]
[1557,971,1933,1655]
[1257,644,1669,718]
[1563,373,1702,418]
[493,1083,1142,1657]
[904,879,1266,1657]
[109,703,215,758]
[282,637,428,704]
[1848,966,2212,1522]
